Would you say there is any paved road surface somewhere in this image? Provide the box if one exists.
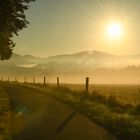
[2,84,116,140]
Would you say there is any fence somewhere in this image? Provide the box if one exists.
[0,76,90,95]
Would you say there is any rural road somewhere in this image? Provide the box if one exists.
[1,84,116,140]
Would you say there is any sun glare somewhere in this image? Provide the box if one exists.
[106,22,123,40]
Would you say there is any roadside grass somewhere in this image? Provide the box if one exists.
[0,88,12,140]
[2,82,140,140]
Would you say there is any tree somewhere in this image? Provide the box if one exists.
[0,0,35,60]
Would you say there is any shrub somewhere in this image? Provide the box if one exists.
[134,104,140,115]
[91,91,107,104]
[107,95,119,107]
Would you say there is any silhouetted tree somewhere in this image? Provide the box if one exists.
[0,0,35,60]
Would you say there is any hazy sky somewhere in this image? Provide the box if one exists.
[14,0,140,57]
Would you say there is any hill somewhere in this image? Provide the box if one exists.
[1,50,140,69]
[0,50,140,83]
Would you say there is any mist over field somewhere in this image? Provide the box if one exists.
[1,50,140,84]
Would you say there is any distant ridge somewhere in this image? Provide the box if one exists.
[0,50,140,69]
[11,50,140,60]
[47,50,114,59]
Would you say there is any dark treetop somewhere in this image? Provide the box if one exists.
[0,0,35,60]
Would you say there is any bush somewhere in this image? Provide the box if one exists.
[134,104,140,115]
[107,95,119,107]
[91,91,107,104]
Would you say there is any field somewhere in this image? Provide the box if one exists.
[62,84,140,105]
[1,82,140,140]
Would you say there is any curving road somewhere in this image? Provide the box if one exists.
[2,84,116,140]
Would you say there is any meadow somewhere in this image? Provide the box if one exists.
[50,83,140,105]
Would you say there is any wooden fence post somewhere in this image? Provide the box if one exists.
[85,77,89,95]
[15,77,17,83]
[57,77,60,87]
[44,76,46,85]
[24,76,27,83]
[1,76,3,81]
[33,77,35,84]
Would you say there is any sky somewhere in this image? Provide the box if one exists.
[14,0,140,57]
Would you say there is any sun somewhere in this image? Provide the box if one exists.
[106,22,123,40]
